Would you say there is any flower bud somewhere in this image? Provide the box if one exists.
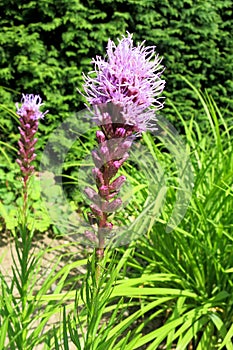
[92,150,103,168]
[96,130,106,143]
[100,143,110,159]
[90,203,103,218]
[115,128,126,137]
[99,185,109,198]
[92,167,104,186]
[84,187,101,205]
[109,175,126,191]
[103,198,122,212]
[105,222,113,230]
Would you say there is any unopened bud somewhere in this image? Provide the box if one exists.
[92,150,103,168]
[103,198,122,212]
[99,185,109,198]
[105,222,113,230]
[92,167,104,186]
[96,130,106,143]
[115,128,126,137]
[100,143,109,159]
[90,203,103,217]
[84,187,101,205]
[109,175,126,191]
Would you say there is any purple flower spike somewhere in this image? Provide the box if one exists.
[16,93,48,186]
[82,33,165,261]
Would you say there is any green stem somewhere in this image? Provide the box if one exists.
[95,212,107,282]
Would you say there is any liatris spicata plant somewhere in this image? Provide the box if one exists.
[83,33,166,261]
[11,94,48,346]
[16,93,48,219]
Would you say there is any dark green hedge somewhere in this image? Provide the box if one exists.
[0,0,232,146]
[0,0,232,234]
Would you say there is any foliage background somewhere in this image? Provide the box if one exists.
[1,0,232,233]
[0,0,232,129]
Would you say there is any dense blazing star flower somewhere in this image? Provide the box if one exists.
[83,32,166,134]
[16,94,48,184]
[82,34,165,260]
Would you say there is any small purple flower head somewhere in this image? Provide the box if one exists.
[83,32,165,133]
[16,94,48,121]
